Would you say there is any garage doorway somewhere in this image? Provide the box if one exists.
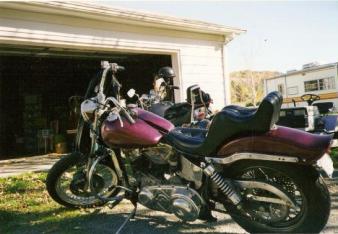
[0,48,172,159]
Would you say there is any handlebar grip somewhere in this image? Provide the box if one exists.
[110,63,125,72]
[116,65,125,71]
[168,85,180,90]
[101,61,125,72]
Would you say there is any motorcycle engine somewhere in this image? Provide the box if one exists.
[123,143,177,166]
[122,144,205,221]
[138,185,205,222]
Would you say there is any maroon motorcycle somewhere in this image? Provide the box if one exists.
[47,62,333,233]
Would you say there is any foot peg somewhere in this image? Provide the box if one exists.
[107,194,125,209]
[199,209,217,222]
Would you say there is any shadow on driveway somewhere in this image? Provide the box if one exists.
[0,205,245,234]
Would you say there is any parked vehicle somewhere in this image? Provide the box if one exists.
[47,62,333,233]
[125,66,213,127]
[277,94,338,147]
[126,82,212,127]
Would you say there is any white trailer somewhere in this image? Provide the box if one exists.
[264,62,338,108]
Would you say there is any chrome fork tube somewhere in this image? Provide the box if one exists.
[109,149,124,179]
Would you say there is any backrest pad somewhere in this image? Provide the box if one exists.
[197,91,283,155]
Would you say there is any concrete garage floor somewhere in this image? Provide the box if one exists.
[0,154,62,178]
[0,155,338,233]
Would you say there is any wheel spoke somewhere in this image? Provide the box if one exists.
[55,163,118,206]
[247,195,291,206]
[234,166,304,227]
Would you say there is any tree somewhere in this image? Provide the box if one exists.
[230,70,280,106]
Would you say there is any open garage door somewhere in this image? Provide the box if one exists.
[0,46,172,159]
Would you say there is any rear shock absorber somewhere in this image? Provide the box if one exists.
[201,163,242,206]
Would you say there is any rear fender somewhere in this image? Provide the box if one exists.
[207,126,333,165]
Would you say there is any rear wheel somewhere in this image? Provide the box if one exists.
[222,161,330,233]
[46,152,120,208]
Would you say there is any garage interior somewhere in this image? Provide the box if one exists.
[0,46,172,159]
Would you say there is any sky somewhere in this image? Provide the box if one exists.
[98,1,338,73]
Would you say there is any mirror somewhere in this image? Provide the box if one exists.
[127,88,136,98]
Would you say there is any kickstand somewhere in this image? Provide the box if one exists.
[107,195,125,209]
[115,202,137,234]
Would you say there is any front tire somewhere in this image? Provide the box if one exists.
[46,152,119,208]
[223,161,330,233]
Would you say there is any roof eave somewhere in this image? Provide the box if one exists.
[266,62,338,80]
[0,1,246,38]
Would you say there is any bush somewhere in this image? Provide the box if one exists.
[54,134,66,144]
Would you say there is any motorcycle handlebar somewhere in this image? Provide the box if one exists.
[112,63,125,72]
[105,97,135,125]
[101,61,125,73]
[169,85,180,90]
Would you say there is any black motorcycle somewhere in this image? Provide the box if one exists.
[127,83,213,127]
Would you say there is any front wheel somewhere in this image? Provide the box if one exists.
[222,161,330,233]
[46,152,120,208]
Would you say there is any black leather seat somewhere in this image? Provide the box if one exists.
[165,91,283,156]
[221,105,257,121]
[165,128,207,153]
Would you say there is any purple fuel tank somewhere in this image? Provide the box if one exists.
[101,108,174,148]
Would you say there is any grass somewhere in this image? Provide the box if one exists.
[0,173,103,234]
[0,172,186,234]
[331,148,338,168]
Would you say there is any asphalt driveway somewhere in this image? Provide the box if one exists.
[59,178,338,234]
[1,154,338,233]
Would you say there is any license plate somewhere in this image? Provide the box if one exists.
[331,139,338,148]
[317,153,334,178]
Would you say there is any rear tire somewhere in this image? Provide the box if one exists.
[46,152,120,208]
[223,161,330,233]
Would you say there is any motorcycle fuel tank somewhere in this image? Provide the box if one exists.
[136,108,174,133]
[101,108,174,147]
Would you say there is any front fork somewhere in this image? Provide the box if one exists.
[85,146,138,234]
[85,143,135,198]
[84,126,99,191]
